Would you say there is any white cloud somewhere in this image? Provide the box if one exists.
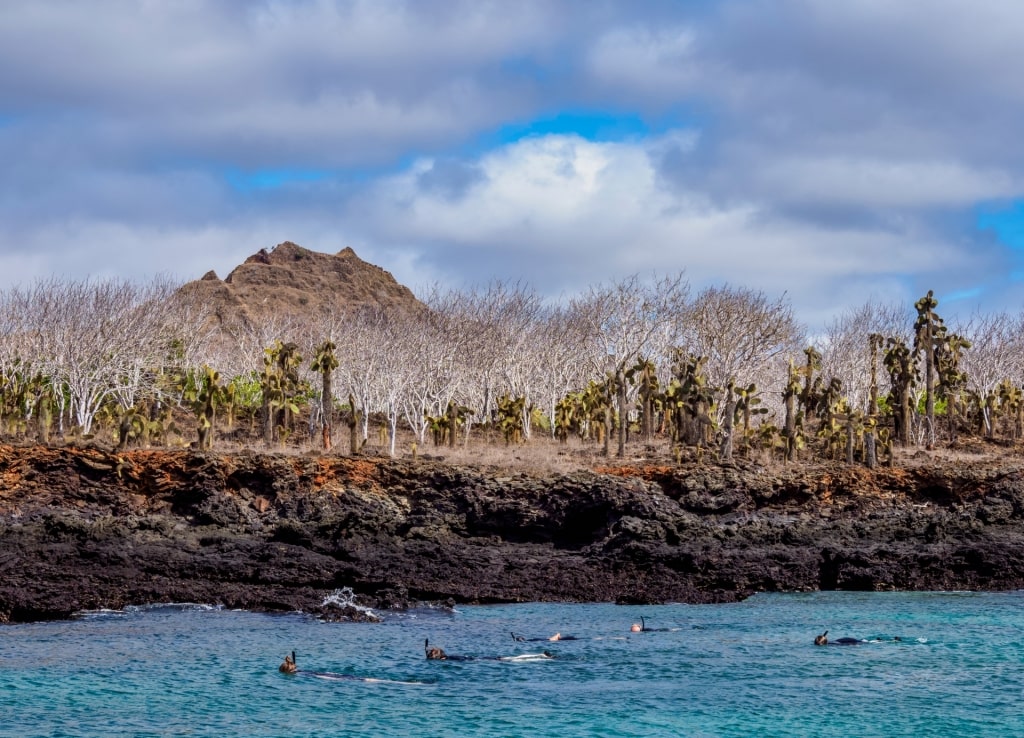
[335,132,1007,327]
[586,26,699,97]
[2,0,1024,329]
[740,156,1020,209]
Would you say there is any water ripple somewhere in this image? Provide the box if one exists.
[3,592,1024,737]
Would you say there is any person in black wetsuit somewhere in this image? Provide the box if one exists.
[631,616,671,633]
[426,638,555,661]
[814,631,861,646]
[425,638,474,661]
[511,631,578,642]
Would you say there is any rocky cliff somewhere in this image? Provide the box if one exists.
[2,444,1023,623]
[180,241,423,330]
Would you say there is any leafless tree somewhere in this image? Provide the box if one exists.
[679,284,803,428]
[954,310,1024,437]
[221,312,304,383]
[429,281,549,440]
[15,277,179,435]
[374,315,416,456]
[0,284,51,434]
[331,306,393,450]
[166,281,224,372]
[532,305,592,439]
[681,284,802,384]
[414,286,482,444]
[819,299,911,413]
[485,283,546,439]
[569,273,689,457]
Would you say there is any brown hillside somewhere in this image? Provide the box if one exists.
[180,241,423,329]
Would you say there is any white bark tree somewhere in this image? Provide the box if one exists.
[954,310,1024,437]
[25,278,179,435]
[569,273,689,457]
[533,305,592,439]
[818,299,912,413]
[680,284,804,391]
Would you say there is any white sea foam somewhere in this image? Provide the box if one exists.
[320,586,378,618]
[75,602,223,618]
[498,653,555,662]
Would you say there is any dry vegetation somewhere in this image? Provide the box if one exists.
[0,242,1023,475]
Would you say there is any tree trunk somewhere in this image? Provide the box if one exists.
[616,370,627,458]
[37,395,52,445]
[783,393,796,462]
[603,404,612,457]
[897,388,912,446]
[448,401,458,449]
[348,394,361,455]
[923,326,935,449]
[388,414,398,457]
[719,397,735,462]
[640,365,654,443]
[321,372,333,451]
[262,400,274,446]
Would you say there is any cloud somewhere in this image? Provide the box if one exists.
[715,154,1019,210]
[333,132,1013,328]
[1,0,1024,330]
[416,158,487,201]
[585,26,700,99]
[0,1,558,168]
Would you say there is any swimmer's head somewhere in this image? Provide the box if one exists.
[630,623,642,633]
[425,639,447,660]
[279,652,297,673]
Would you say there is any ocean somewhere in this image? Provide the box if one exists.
[2,590,1022,737]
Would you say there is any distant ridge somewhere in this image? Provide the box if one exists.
[180,241,423,329]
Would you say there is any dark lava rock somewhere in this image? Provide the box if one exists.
[2,445,1024,623]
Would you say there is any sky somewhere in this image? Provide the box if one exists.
[2,0,1024,329]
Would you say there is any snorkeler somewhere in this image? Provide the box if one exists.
[425,638,448,660]
[424,638,473,661]
[631,616,673,633]
[814,631,863,646]
[277,651,420,684]
[279,651,298,673]
[426,638,555,662]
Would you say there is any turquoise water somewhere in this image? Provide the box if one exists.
[3,591,1023,737]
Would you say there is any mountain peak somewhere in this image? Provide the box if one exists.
[181,241,422,329]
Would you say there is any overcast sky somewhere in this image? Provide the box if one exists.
[2,0,1023,328]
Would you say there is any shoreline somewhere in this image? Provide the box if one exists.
[2,443,1024,623]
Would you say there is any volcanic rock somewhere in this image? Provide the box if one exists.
[2,445,1024,623]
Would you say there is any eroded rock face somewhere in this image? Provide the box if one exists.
[178,241,423,335]
[1,445,1024,623]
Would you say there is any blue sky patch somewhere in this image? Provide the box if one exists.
[498,111,650,142]
[977,201,1024,251]
[492,109,695,146]
[942,287,983,303]
[225,168,331,192]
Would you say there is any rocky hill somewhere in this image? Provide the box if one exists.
[181,241,423,329]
